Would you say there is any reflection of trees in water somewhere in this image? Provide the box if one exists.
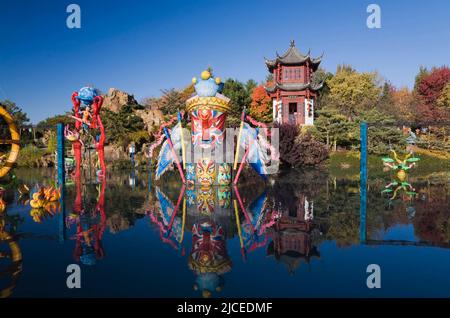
[156,168,449,250]
[328,180,448,246]
[14,168,449,246]
[104,170,450,246]
[413,182,450,243]
[103,183,146,233]
[14,168,151,233]
[13,167,55,183]
[268,169,363,247]
[271,169,449,248]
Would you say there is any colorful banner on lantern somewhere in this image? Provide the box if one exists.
[155,123,182,179]
[240,123,269,178]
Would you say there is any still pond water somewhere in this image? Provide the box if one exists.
[0,165,449,298]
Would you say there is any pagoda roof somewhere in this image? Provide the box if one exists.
[265,40,323,71]
[267,241,321,274]
[264,81,324,94]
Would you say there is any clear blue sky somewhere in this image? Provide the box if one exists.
[1,0,449,123]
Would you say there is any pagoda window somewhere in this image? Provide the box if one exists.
[282,67,303,82]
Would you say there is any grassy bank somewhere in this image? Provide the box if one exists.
[328,150,449,180]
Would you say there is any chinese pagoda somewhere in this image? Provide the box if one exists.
[264,40,323,125]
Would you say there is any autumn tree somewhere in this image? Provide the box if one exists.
[249,85,272,123]
[437,82,450,111]
[326,65,381,118]
[391,87,415,122]
[416,66,450,121]
[413,66,429,92]
[181,83,195,100]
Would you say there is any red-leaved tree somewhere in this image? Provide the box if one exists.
[416,66,450,122]
[249,85,273,123]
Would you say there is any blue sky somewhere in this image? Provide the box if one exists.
[1,0,449,123]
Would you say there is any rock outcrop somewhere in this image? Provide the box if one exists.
[107,214,130,234]
[135,108,164,134]
[102,88,164,135]
[102,88,139,113]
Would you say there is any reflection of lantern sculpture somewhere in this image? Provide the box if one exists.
[29,185,61,223]
[149,186,186,252]
[187,185,232,298]
[189,219,231,298]
[66,87,106,178]
[235,190,280,256]
[0,105,20,179]
[0,199,22,298]
[67,174,106,266]
[149,184,278,297]
[381,150,420,200]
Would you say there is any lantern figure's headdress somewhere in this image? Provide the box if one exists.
[186,70,231,113]
[76,86,98,106]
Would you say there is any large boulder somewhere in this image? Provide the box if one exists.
[102,88,138,113]
[135,108,164,134]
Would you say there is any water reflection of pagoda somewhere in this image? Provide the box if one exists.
[267,192,320,274]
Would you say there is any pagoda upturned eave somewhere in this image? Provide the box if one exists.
[264,81,324,94]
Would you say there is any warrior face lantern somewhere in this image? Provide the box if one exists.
[196,158,216,188]
[186,70,230,150]
[185,70,232,186]
[190,108,226,148]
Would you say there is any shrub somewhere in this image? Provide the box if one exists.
[277,123,329,168]
[294,133,329,166]
[17,145,47,167]
[128,130,150,149]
